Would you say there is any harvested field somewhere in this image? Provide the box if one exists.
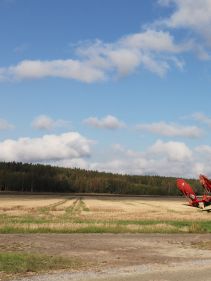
[0,194,211,233]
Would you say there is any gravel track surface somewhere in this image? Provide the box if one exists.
[12,262,211,281]
[1,233,211,281]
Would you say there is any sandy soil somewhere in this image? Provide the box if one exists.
[1,233,211,281]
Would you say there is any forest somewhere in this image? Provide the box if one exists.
[0,162,204,196]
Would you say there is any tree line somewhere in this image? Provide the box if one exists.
[0,162,204,196]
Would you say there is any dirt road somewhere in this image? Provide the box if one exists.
[12,262,211,281]
[1,233,211,281]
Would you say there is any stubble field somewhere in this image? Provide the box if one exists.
[0,194,211,233]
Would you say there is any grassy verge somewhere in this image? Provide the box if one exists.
[0,220,210,233]
[0,252,82,274]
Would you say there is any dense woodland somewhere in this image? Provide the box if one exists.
[0,162,204,196]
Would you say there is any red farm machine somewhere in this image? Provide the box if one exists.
[177,175,211,210]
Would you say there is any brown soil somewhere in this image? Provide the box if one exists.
[1,233,211,269]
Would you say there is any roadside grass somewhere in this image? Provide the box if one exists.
[0,196,211,234]
[0,252,82,274]
[0,219,210,233]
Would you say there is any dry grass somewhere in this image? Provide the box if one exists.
[0,195,62,208]
[0,194,211,233]
[83,197,211,221]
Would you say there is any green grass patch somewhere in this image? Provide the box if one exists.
[0,221,204,234]
[1,209,211,233]
[10,215,51,225]
[78,199,90,212]
[0,252,81,274]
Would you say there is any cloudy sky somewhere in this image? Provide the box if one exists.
[1,0,211,178]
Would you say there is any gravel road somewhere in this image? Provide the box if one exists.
[2,233,211,281]
[12,261,211,281]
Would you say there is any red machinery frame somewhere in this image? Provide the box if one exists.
[177,175,211,208]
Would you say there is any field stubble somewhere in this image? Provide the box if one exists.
[0,194,211,233]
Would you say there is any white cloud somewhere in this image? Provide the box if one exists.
[83,115,125,129]
[158,0,172,6]
[120,29,186,53]
[0,27,188,82]
[4,59,105,83]
[157,0,211,53]
[159,0,211,30]
[51,158,89,170]
[85,140,211,177]
[195,145,211,155]
[32,115,71,131]
[54,139,211,178]
[4,132,210,178]
[191,112,211,127]
[136,121,202,138]
[89,140,194,177]
[0,118,14,130]
[148,139,192,161]
[0,132,92,163]
[77,30,187,77]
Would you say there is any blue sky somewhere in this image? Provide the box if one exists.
[1,0,211,177]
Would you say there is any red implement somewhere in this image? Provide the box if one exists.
[176,179,200,207]
[199,174,211,193]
